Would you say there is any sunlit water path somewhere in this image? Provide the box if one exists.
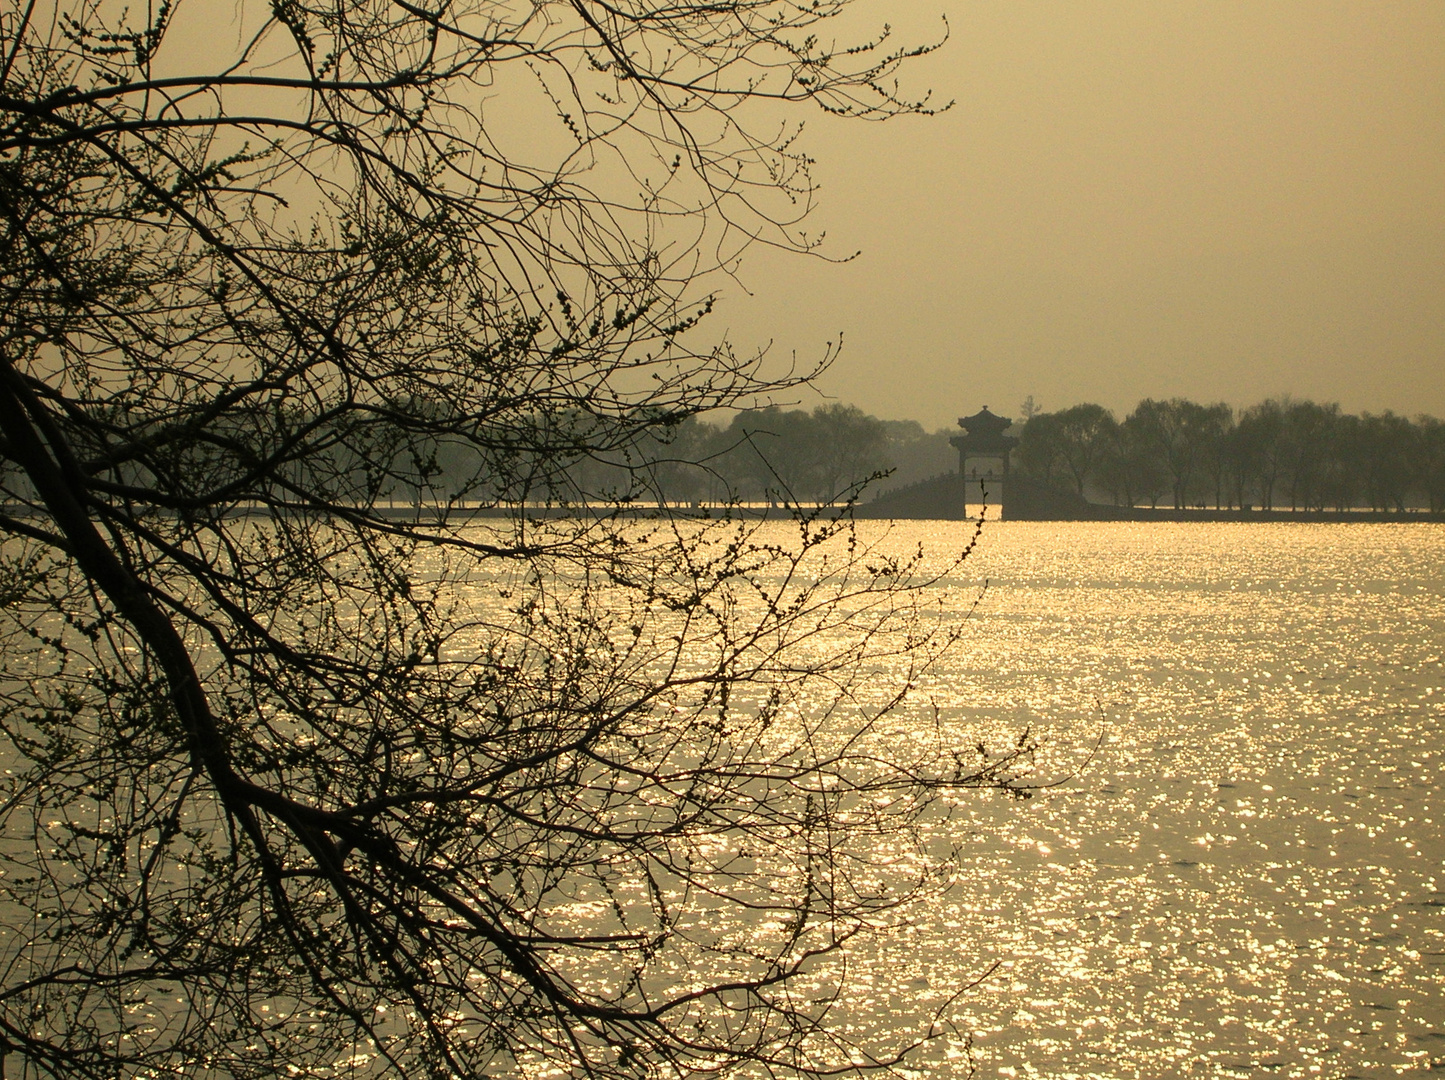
[14,519,1435,1076]
[851,521,1443,1079]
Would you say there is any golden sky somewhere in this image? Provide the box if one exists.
[722,0,1445,427]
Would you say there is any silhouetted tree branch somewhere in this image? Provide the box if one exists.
[0,1,1032,1076]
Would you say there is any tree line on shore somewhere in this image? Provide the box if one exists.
[297,402,925,507]
[528,396,1445,514]
[1017,398,1445,513]
[565,405,935,506]
[287,395,1444,512]
[21,395,1430,513]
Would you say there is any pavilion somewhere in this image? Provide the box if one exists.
[949,406,1018,509]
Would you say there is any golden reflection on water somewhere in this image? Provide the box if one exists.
[829,522,1443,1079]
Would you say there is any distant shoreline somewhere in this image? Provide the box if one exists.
[1005,505,1443,525]
[2,500,1438,527]
[355,502,1445,524]
[857,472,1443,523]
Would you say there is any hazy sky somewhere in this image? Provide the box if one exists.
[721,1,1445,429]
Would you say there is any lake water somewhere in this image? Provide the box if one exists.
[848,521,1443,1079]
[7,518,1439,1078]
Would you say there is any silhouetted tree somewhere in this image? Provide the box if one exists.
[1124,399,1222,509]
[1317,411,1362,512]
[1358,412,1417,512]
[1418,415,1445,514]
[635,414,719,506]
[715,405,889,504]
[1281,400,1342,511]
[0,2,1036,1077]
[1111,413,1169,508]
[809,403,889,501]
[1016,412,1066,490]
[1231,400,1285,509]
[1052,404,1119,497]
[1191,403,1234,509]
[719,407,810,500]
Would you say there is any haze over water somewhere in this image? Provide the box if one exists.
[845,521,1443,1078]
